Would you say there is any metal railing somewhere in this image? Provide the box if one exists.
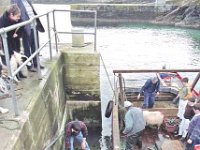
[0,9,97,116]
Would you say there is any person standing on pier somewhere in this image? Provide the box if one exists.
[0,4,22,58]
[122,100,145,150]
[65,120,90,150]
[137,77,160,108]
[10,0,45,72]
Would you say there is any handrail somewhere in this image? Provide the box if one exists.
[112,103,121,150]
[113,69,200,93]
[0,9,97,116]
[113,69,200,74]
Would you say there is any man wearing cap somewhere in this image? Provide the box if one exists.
[123,100,145,150]
[137,77,160,108]
[65,120,90,150]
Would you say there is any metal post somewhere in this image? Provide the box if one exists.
[191,72,200,92]
[53,10,58,52]
[113,69,200,74]
[1,32,19,116]
[118,73,124,106]
[32,20,42,79]
[47,13,52,60]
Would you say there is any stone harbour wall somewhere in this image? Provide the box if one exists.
[70,4,172,26]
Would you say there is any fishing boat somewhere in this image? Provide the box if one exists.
[113,69,200,117]
[110,69,200,150]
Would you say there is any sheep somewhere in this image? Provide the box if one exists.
[143,110,164,129]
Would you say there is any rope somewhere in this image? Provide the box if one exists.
[100,53,117,101]
[100,53,129,105]
[0,118,20,130]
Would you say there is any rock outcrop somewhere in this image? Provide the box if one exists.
[156,0,200,29]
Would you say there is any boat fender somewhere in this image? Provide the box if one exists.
[105,100,114,118]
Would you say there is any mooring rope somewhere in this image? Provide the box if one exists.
[0,118,20,130]
[100,53,117,101]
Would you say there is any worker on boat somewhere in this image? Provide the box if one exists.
[184,97,196,121]
[175,77,192,140]
[65,120,90,150]
[185,103,200,150]
[122,100,145,150]
[137,77,160,108]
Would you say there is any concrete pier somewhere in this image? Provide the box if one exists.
[0,43,101,150]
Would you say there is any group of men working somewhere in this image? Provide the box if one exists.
[64,77,159,150]
[65,77,200,150]
[123,76,200,150]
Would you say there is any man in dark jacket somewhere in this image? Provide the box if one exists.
[11,0,45,71]
[0,4,22,59]
[65,121,90,150]
[137,77,160,108]
[184,97,196,120]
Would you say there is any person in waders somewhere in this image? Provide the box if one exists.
[122,100,145,150]
[65,120,90,150]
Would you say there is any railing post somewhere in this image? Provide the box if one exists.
[118,73,124,106]
[47,13,52,60]
[191,72,200,92]
[32,19,42,79]
[53,10,58,52]
[1,32,19,116]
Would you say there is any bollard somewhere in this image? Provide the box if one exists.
[71,28,84,47]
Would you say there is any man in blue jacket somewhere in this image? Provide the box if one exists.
[137,77,160,108]
[10,0,45,71]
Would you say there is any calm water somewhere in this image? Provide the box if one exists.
[34,4,200,149]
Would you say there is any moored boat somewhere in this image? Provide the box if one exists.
[117,71,200,117]
[110,69,200,150]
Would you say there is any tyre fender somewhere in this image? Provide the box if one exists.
[105,100,114,118]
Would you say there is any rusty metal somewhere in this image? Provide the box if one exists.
[113,69,200,74]
[118,73,124,106]
[191,72,200,92]
[112,103,121,150]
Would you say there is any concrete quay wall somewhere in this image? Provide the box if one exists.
[9,56,66,150]
[6,44,101,150]
[61,43,101,124]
